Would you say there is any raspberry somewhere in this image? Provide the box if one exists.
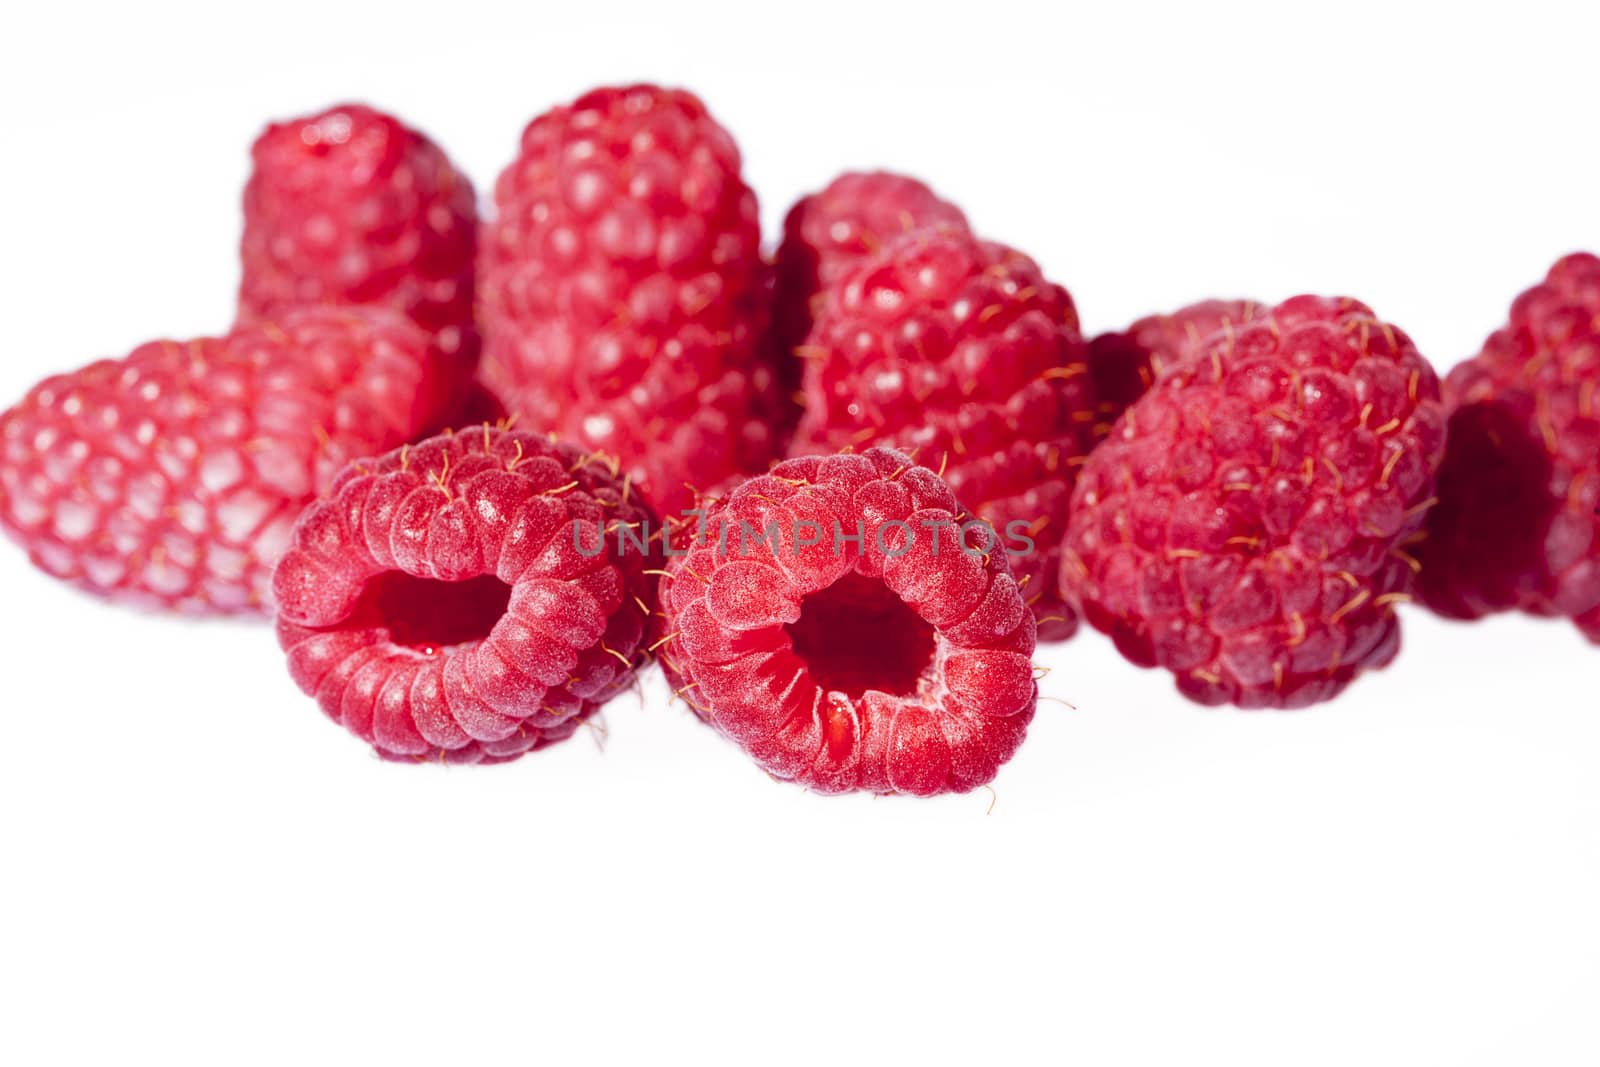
[273,426,660,764]
[772,171,969,368]
[1580,605,1600,644]
[478,84,787,517]
[789,224,1094,641]
[239,103,478,368]
[1416,253,1600,636]
[0,308,450,613]
[1088,299,1263,420]
[656,447,1037,796]
[1062,296,1447,708]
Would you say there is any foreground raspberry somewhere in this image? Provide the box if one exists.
[239,103,478,367]
[1416,253,1600,637]
[657,447,1037,796]
[0,308,448,613]
[478,84,786,516]
[772,171,969,370]
[274,427,660,763]
[791,225,1094,641]
[1063,296,1447,707]
[1088,299,1262,421]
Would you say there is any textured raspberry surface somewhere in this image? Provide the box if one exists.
[1416,253,1600,636]
[239,103,478,370]
[1063,296,1447,708]
[274,427,661,764]
[1088,299,1263,420]
[0,308,448,613]
[658,447,1037,796]
[790,225,1094,641]
[773,171,969,376]
[478,84,787,517]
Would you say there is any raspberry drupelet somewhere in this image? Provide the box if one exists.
[789,224,1096,641]
[1062,296,1447,708]
[0,307,451,613]
[1416,253,1600,640]
[657,447,1038,796]
[478,84,787,516]
[273,426,661,764]
[239,103,478,367]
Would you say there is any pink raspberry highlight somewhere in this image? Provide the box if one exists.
[0,307,450,613]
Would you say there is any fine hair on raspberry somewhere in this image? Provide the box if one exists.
[657,447,1037,796]
[273,426,661,763]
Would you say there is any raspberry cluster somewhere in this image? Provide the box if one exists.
[2,82,1593,793]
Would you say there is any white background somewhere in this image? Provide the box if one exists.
[2,2,1597,1063]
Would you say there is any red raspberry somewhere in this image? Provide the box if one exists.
[1088,299,1263,420]
[656,447,1037,796]
[273,427,660,764]
[1416,253,1600,637]
[1062,296,1447,708]
[478,85,787,517]
[1580,605,1600,643]
[772,171,969,368]
[0,308,450,613]
[789,224,1094,641]
[239,103,478,367]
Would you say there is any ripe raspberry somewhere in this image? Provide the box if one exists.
[478,84,786,517]
[1416,253,1600,636]
[0,308,450,613]
[772,171,969,368]
[657,447,1038,796]
[1062,296,1447,708]
[239,103,478,367]
[1580,605,1600,644]
[790,224,1094,641]
[274,427,660,764]
[1088,299,1263,420]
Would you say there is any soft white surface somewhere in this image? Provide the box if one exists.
[1,2,1596,1064]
